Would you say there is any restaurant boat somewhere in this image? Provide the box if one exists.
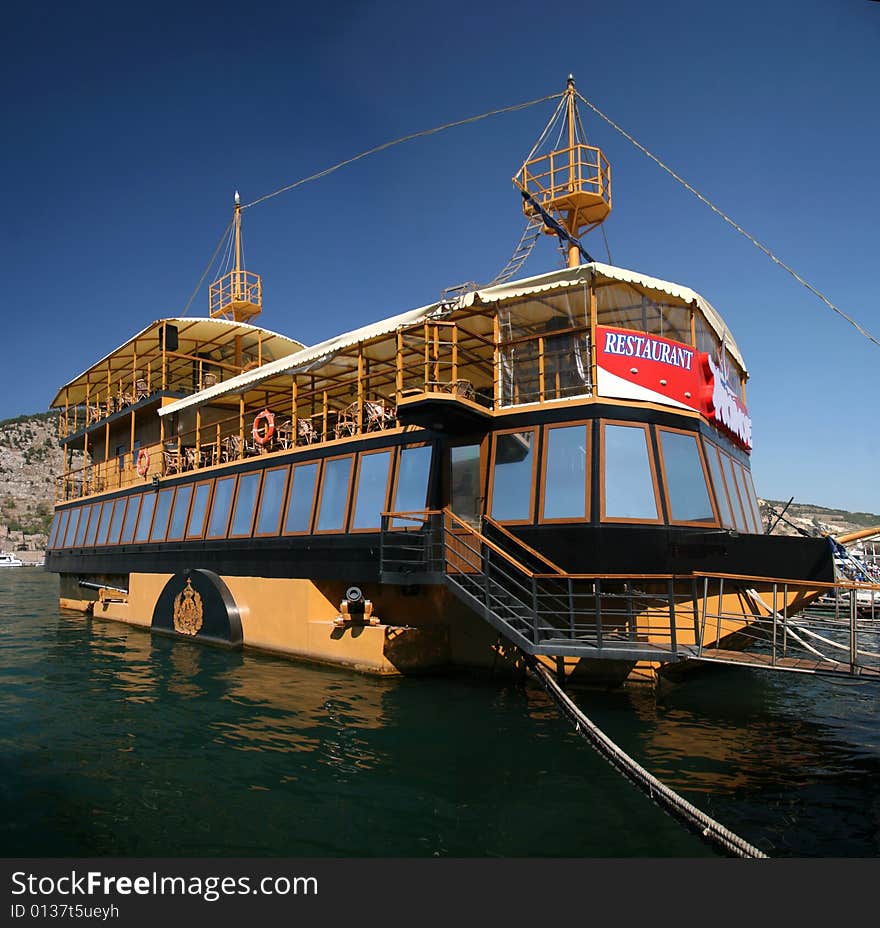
[44,80,844,686]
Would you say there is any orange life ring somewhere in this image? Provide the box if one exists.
[252,409,275,446]
[136,448,150,477]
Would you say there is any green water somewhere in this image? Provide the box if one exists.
[1,570,877,857]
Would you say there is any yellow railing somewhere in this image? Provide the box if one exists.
[210,269,262,318]
[517,143,611,213]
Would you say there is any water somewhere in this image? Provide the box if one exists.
[1,571,877,858]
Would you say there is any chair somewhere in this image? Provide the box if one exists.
[296,418,318,445]
[184,447,203,471]
[364,400,395,431]
[334,402,360,439]
[163,449,181,476]
[276,419,293,450]
[134,377,149,401]
[203,372,218,389]
[221,435,241,462]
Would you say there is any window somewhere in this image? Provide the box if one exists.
[392,445,432,526]
[85,504,103,546]
[602,423,660,522]
[107,498,127,545]
[352,451,392,530]
[150,488,175,541]
[721,453,748,532]
[230,472,261,537]
[284,463,319,534]
[255,467,289,536]
[541,424,589,521]
[704,443,734,529]
[746,469,765,534]
[316,456,353,532]
[74,505,92,546]
[120,496,141,543]
[490,430,536,523]
[657,429,716,525]
[167,485,193,541]
[49,511,65,549]
[97,501,115,545]
[186,481,212,539]
[207,476,235,538]
[732,461,760,534]
[134,494,156,542]
[64,508,82,547]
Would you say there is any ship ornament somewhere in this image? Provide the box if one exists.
[172,578,203,636]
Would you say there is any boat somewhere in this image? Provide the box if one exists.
[43,79,875,686]
[0,553,24,568]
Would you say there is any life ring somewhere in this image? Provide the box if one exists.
[252,409,275,446]
[136,448,150,477]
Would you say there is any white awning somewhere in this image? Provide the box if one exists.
[159,262,746,418]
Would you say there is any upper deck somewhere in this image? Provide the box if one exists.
[51,262,751,505]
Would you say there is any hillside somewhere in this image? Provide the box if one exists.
[0,411,878,553]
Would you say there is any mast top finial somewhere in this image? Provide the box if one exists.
[234,190,241,206]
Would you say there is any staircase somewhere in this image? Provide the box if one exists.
[379,509,691,663]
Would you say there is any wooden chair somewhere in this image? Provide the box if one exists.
[296,419,318,446]
[163,448,181,476]
[364,400,395,431]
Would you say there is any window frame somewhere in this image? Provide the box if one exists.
[64,507,82,547]
[134,492,157,543]
[228,471,263,539]
[54,509,70,549]
[720,451,749,533]
[704,442,735,530]
[281,461,321,537]
[488,426,539,525]
[85,503,104,547]
[732,459,761,534]
[252,465,290,538]
[655,426,719,528]
[314,454,355,535]
[119,495,142,545]
[389,442,434,529]
[103,496,128,546]
[538,421,591,524]
[185,480,214,540]
[349,448,394,533]
[74,504,93,547]
[205,475,237,540]
[149,487,177,543]
[96,500,115,546]
[599,419,663,525]
[166,483,195,542]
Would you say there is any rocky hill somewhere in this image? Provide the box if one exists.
[0,411,62,553]
[0,411,878,553]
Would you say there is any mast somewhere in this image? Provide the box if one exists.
[209,191,263,322]
[514,76,612,268]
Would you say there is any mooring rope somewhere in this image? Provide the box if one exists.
[575,90,880,350]
[527,656,768,858]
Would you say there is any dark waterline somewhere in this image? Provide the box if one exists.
[1,571,877,857]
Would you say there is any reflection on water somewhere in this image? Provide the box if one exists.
[0,570,878,857]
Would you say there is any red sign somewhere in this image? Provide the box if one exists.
[595,325,752,449]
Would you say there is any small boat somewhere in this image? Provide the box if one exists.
[0,553,25,568]
[41,79,878,685]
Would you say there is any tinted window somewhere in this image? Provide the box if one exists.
[317,458,353,531]
[705,444,733,528]
[392,446,432,519]
[352,452,391,530]
[74,506,92,546]
[65,508,82,546]
[285,463,318,533]
[733,462,760,534]
[256,468,288,535]
[187,483,211,537]
[97,502,115,545]
[491,431,535,522]
[167,484,193,540]
[108,498,126,544]
[120,497,141,543]
[746,470,765,534]
[150,488,175,541]
[722,454,748,532]
[135,494,156,542]
[50,511,66,549]
[86,505,103,546]
[543,425,588,520]
[230,473,261,536]
[47,513,61,549]
[659,430,715,523]
[207,476,235,537]
[603,424,659,520]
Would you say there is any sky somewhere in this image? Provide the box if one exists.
[2,0,879,513]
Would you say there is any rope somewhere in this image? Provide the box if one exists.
[180,219,234,318]
[242,93,563,211]
[575,90,880,349]
[527,656,769,858]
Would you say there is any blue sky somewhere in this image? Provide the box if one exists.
[3,0,879,512]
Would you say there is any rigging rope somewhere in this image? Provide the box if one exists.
[527,656,769,858]
[575,90,880,349]
[242,92,563,211]
[180,219,234,318]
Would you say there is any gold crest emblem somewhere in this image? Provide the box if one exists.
[172,578,203,636]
